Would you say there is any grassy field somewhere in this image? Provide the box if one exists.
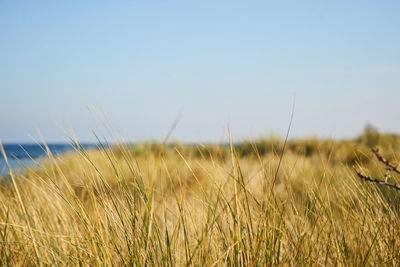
[1,128,400,266]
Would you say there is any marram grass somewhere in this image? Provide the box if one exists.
[0,133,400,266]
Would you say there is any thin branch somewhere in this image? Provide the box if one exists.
[371,147,400,174]
[353,167,400,191]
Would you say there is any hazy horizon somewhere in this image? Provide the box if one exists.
[1,1,399,143]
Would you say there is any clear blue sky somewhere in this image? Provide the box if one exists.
[1,1,399,143]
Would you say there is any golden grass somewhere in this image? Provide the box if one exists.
[0,132,400,266]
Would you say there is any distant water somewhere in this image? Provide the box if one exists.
[0,143,96,176]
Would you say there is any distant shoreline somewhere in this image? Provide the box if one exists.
[0,143,98,175]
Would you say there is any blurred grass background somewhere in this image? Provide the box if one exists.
[0,127,400,265]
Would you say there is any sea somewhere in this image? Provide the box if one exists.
[0,143,96,176]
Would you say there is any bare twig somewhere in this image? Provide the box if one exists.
[371,147,400,174]
[384,170,390,183]
[353,167,400,191]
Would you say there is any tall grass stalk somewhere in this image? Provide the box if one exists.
[0,130,400,265]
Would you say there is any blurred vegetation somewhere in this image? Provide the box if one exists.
[0,127,399,265]
[125,127,400,164]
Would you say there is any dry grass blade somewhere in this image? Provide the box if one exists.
[1,130,400,265]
